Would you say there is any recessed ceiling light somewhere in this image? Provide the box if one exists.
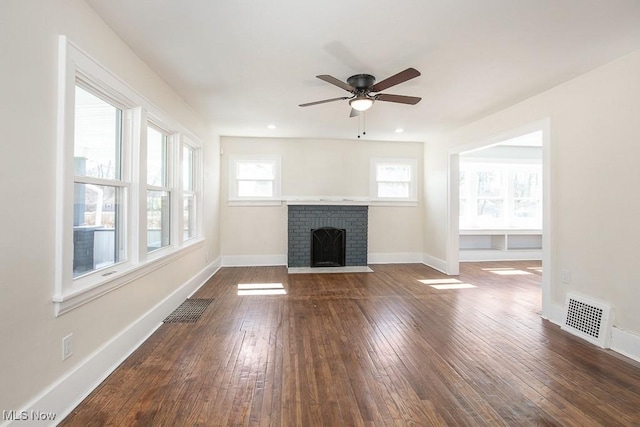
[395,128,404,133]
[267,124,277,129]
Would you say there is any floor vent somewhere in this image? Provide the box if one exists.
[163,298,213,324]
[562,293,612,348]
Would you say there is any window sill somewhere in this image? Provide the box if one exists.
[52,238,204,316]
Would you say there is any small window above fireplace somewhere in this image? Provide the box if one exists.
[228,155,281,202]
[370,157,418,202]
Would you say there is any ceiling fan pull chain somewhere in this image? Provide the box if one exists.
[357,112,367,139]
[363,112,366,136]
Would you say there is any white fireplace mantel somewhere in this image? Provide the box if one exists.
[283,196,370,206]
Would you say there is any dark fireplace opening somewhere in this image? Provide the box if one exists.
[311,227,346,267]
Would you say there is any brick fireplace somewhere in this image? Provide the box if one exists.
[287,205,368,267]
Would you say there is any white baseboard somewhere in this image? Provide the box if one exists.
[222,254,287,267]
[368,252,449,274]
[611,327,640,363]
[422,253,449,274]
[5,258,221,427]
[547,302,565,325]
[368,252,424,264]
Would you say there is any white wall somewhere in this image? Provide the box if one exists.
[424,48,640,343]
[423,136,450,268]
[0,0,220,417]
[220,137,424,264]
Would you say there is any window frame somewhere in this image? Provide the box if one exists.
[228,155,282,204]
[145,122,174,254]
[181,140,200,242]
[54,36,204,315]
[71,83,129,279]
[369,158,419,203]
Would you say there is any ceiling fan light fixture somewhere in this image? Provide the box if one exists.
[349,96,374,112]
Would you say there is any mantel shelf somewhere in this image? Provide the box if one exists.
[284,198,370,206]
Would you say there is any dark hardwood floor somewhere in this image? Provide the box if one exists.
[61,262,640,426]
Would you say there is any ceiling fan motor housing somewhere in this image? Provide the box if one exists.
[347,74,376,90]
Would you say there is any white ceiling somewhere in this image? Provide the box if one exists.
[85,0,640,142]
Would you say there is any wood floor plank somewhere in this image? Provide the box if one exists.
[61,262,640,426]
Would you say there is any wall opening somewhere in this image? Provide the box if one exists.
[447,118,551,319]
[458,131,543,262]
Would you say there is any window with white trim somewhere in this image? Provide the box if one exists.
[459,161,542,229]
[229,155,281,201]
[182,142,197,241]
[55,37,203,315]
[370,158,418,201]
[146,125,171,252]
[73,84,127,277]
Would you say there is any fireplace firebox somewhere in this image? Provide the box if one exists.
[310,227,346,267]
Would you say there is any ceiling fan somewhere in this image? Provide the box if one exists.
[299,68,421,117]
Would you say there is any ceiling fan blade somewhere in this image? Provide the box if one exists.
[375,93,422,105]
[316,75,355,92]
[349,108,360,118]
[370,68,420,92]
[299,96,349,107]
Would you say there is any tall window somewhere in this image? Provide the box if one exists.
[182,144,196,240]
[73,85,126,277]
[370,158,418,201]
[146,125,171,252]
[229,155,281,201]
[459,162,542,228]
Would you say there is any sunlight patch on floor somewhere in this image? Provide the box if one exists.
[418,278,476,290]
[237,283,286,296]
[429,283,477,290]
[419,278,463,285]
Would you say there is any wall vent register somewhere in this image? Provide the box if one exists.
[562,292,612,348]
[162,298,213,324]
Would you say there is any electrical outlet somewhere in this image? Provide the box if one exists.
[560,269,571,284]
[62,334,73,360]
